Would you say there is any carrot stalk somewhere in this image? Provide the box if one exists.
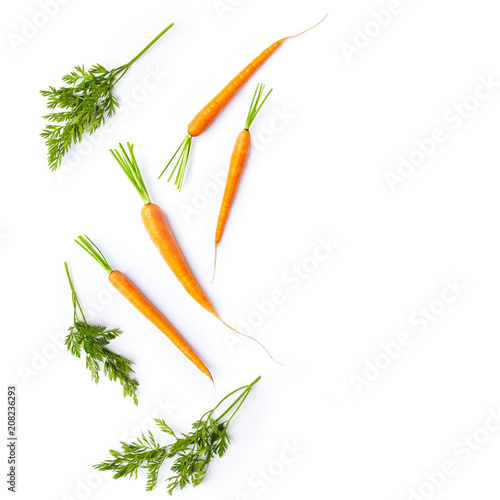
[75,235,213,380]
[159,14,327,190]
[211,83,272,281]
[111,143,281,364]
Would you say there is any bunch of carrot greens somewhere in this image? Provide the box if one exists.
[40,23,174,171]
[64,262,139,404]
[95,376,261,494]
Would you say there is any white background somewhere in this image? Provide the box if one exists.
[3,0,500,499]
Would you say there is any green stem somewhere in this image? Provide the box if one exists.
[225,389,252,428]
[245,83,272,130]
[75,235,113,274]
[159,134,192,192]
[125,23,174,68]
[112,65,131,86]
[210,386,248,418]
[215,376,261,423]
[64,262,87,324]
[113,23,174,86]
[110,143,151,205]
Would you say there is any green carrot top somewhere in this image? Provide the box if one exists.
[110,143,151,205]
[40,23,174,171]
[63,262,138,404]
[95,376,261,493]
[75,235,113,274]
[245,83,272,130]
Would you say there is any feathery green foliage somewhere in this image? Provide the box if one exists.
[64,262,138,404]
[94,376,261,494]
[41,23,174,171]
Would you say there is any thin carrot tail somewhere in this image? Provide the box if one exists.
[210,243,218,284]
[220,318,285,367]
[285,13,328,40]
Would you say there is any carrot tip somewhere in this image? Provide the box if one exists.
[220,319,285,367]
[286,13,328,40]
[210,243,218,284]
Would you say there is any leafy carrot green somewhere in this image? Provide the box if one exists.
[64,262,139,404]
[41,23,174,171]
[95,376,261,493]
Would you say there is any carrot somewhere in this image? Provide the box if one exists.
[75,235,212,380]
[142,202,216,316]
[212,83,272,281]
[111,143,281,364]
[158,14,327,191]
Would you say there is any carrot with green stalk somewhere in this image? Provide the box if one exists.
[158,15,326,190]
[212,83,272,282]
[75,235,213,381]
[110,143,280,364]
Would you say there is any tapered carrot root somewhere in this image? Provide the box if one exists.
[141,202,217,316]
[212,83,271,282]
[189,15,327,136]
[109,270,212,380]
[160,15,327,190]
[141,204,282,365]
[215,129,251,244]
[142,203,281,365]
[76,235,212,380]
[187,45,283,138]
[210,129,250,284]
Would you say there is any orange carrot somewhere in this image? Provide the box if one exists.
[141,202,217,316]
[111,143,281,364]
[75,235,212,380]
[212,83,272,281]
[159,14,327,190]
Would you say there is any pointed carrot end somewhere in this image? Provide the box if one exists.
[219,319,285,367]
[286,13,328,40]
[210,243,218,284]
[202,364,214,383]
